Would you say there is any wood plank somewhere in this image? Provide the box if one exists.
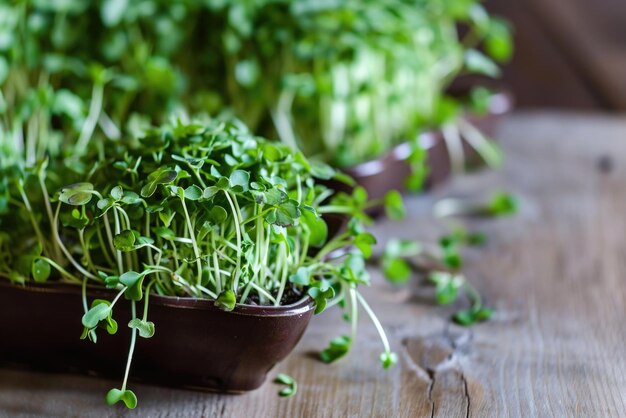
[1,112,626,417]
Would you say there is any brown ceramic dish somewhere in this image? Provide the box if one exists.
[0,281,315,392]
[333,89,513,203]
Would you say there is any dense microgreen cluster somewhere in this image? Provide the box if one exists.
[0,117,400,408]
[0,0,510,190]
[203,0,512,171]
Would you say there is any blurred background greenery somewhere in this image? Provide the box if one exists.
[0,0,511,172]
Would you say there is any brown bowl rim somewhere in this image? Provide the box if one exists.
[0,280,315,318]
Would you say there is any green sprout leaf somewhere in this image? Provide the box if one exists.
[184,185,203,200]
[122,191,142,205]
[307,282,335,314]
[58,183,94,206]
[105,388,137,409]
[114,230,153,252]
[465,49,500,77]
[128,318,155,338]
[274,373,297,398]
[140,168,177,198]
[153,226,175,240]
[380,351,398,369]
[384,190,405,220]
[309,161,335,180]
[229,169,250,192]
[110,185,123,201]
[105,317,118,335]
[119,271,145,301]
[340,253,370,285]
[255,187,286,206]
[440,227,487,248]
[113,230,136,251]
[31,259,51,283]
[354,232,376,259]
[486,18,513,62]
[82,301,112,329]
[453,307,494,326]
[289,266,310,286]
[488,192,519,216]
[300,209,327,247]
[382,258,412,284]
[215,290,236,311]
[97,198,116,213]
[207,206,228,223]
[320,335,352,363]
[274,373,294,385]
[381,239,421,284]
[266,199,301,227]
[442,246,463,269]
[429,272,463,305]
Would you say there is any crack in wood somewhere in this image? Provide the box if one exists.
[427,368,435,418]
[462,371,470,418]
[402,327,474,418]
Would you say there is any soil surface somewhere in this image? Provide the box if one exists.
[243,284,305,306]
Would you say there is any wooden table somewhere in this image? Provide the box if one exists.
[1,112,625,417]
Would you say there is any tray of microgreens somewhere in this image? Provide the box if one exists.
[0,116,404,409]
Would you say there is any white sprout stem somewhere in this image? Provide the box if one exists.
[457,118,502,168]
[142,281,155,321]
[248,281,277,305]
[121,300,137,392]
[356,291,392,355]
[36,256,81,284]
[196,285,218,299]
[211,232,222,294]
[110,286,128,310]
[274,242,289,306]
[271,89,298,151]
[442,123,465,175]
[53,204,98,281]
[97,111,121,140]
[25,113,38,167]
[224,191,242,291]
[17,180,47,255]
[179,197,202,286]
[82,276,88,313]
[76,82,104,155]
[349,287,358,341]
[102,212,121,272]
[37,175,62,261]
[432,198,480,218]
[113,208,129,273]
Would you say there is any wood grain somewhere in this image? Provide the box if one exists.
[1,112,626,417]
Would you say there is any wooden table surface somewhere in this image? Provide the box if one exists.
[1,112,625,417]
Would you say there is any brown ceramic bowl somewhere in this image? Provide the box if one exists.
[0,281,315,392]
[335,89,513,202]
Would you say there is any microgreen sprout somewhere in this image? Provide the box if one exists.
[381,224,496,326]
[274,373,297,398]
[434,192,520,218]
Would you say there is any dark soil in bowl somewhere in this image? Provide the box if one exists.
[243,284,305,305]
